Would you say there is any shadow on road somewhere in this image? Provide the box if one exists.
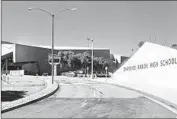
[1,91,27,102]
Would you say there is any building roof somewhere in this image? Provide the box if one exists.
[2,41,110,50]
[1,41,14,44]
[31,45,110,50]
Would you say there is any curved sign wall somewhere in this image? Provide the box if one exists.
[114,42,177,106]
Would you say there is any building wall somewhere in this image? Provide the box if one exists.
[22,63,39,75]
[15,44,51,75]
[15,44,110,75]
[120,56,129,63]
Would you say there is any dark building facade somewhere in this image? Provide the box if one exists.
[2,42,111,75]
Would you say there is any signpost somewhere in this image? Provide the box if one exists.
[10,70,24,76]
[105,66,108,82]
[86,67,89,78]
[48,54,60,83]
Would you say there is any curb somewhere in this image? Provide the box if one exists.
[87,79,177,115]
[1,82,59,113]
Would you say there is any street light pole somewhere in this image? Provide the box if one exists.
[105,66,108,82]
[91,39,94,79]
[28,7,77,84]
[5,59,8,75]
[5,59,8,82]
[86,38,94,79]
[86,67,89,77]
[51,15,54,84]
[87,38,90,48]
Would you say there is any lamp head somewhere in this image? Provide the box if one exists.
[28,8,32,11]
[86,38,91,40]
[86,38,93,41]
[71,8,77,11]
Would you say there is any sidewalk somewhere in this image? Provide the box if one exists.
[1,76,59,113]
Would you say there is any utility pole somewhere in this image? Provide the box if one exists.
[105,66,108,82]
[87,38,90,47]
[165,40,167,46]
[6,59,8,75]
[91,39,94,79]
[154,36,156,43]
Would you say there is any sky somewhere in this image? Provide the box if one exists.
[2,1,177,56]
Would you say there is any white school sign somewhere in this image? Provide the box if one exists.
[113,42,177,107]
[10,70,24,76]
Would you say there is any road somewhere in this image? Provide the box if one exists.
[2,77,177,118]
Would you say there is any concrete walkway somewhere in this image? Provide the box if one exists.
[1,76,59,113]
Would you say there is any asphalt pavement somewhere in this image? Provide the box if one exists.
[2,77,177,118]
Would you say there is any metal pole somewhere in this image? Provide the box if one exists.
[88,39,90,47]
[87,39,89,78]
[105,67,108,82]
[91,40,94,79]
[51,15,54,84]
[106,69,107,82]
[165,40,167,46]
[6,59,8,75]
[6,59,8,82]
[87,67,88,78]
[28,8,77,84]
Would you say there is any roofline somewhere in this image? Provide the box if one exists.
[1,41,14,44]
[2,41,110,50]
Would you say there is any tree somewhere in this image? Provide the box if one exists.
[80,52,91,69]
[115,59,119,68]
[93,57,102,72]
[55,50,117,74]
[57,51,65,68]
[171,44,177,50]
[72,56,81,70]
[62,50,74,69]
[110,54,115,61]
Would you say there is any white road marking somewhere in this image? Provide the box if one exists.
[80,100,88,107]
[59,83,86,85]
[93,90,96,98]
[59,83,71,85]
